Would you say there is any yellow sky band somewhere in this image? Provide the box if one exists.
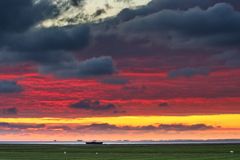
[0,114,239,128]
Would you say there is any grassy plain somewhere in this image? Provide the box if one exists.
[0,144,239,160]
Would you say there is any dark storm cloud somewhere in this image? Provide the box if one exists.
[6,25,90,53]
[0,81,23,93]
[0,50,73,65]
[116,0,240,23]
[39,56,116,78]
[168,67,210,78]
[0,0,55,33]
[0,0,90,57]
[86,0,240,62]
[0,123,45,130]
[0,0,96,79]
[70,99,116,111]
[86,32,154,56]
[120,3,240,47]
[117,0,214,22]
[0,0,240,80]
[0,52,116,79]
[0,52,116,78]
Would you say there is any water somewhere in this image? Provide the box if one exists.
[0,140,240,145]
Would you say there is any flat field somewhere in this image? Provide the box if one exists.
[0,144,239,160]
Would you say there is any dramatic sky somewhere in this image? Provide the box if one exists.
[0,0,240,141]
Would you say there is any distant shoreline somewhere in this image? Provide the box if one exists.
[0,140,240,145]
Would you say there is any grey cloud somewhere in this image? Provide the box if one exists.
[0,108,18,115]
[213,50,240,67]
[0,123,215,132]
[0,0,55,34]
[0,123,45,130]
[0,1,93,80]
[77,123,119,130]
[120,3,240,47]
[87,1,240,62]
[168,67,210,78]
[156,124,215,131]
[0,50,73,65]
[1,0,240,80]
[76,123,215,131]
[6,25,90,53]
[39,56,116,78]
[0,1,91,79]
[0,122,215,132]
[0,51,116,78]
[0,81,23,93]
[70,99,116,111]
[117,0,240,23]
[117,0,214,22]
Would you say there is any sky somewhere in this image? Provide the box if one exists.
[0,0,240,141]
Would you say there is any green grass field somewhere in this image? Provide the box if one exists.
[0,144,239,160]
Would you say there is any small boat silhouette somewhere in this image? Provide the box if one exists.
[85,141,103,144]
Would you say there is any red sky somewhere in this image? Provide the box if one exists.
[0,0,240,141]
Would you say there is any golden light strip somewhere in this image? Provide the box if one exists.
[0,114,239,128]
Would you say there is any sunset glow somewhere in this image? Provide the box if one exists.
[0,0,240,141]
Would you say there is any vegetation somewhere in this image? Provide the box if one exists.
[0,144,239,160]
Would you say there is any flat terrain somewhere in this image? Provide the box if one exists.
[0,144,239,160]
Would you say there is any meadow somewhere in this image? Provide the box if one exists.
[0,144,239,160]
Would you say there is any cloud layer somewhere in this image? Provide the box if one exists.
[0,81,23,93]
[0,122,215,132]
[70,99,117,111]
[0,0,240,140]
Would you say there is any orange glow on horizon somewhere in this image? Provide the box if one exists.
[0,114,240,128]
[1,129,240,141]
